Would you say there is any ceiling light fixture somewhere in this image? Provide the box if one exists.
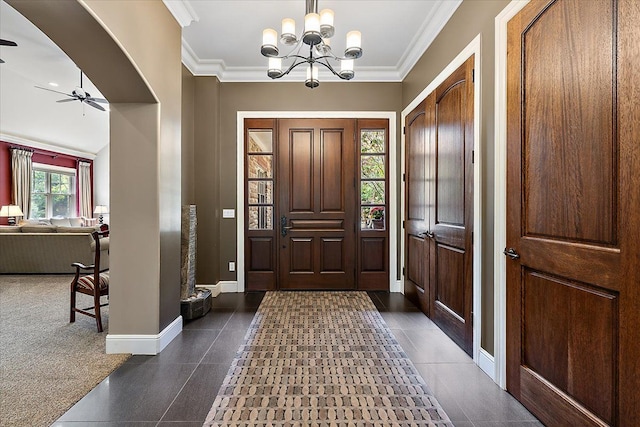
[260,0,362,89]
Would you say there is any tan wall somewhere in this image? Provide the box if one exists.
[192,81,402,284]
[9,0,183,335]
[402,0,511,354]
[194,76,221,285]
[182,66,195,205]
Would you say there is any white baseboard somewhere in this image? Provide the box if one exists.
[196,283,221,297]
[218,280,239,293]
[478,348,496,381]
[106,315,182,355]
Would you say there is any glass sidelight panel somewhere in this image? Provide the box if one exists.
[247,131,273,153]
[248,206,273,230]
[248,155,273,178]
[247,129,274,230]
[360,128,386,230]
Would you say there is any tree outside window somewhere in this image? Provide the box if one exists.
[30,168,76,219]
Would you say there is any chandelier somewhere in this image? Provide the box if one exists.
[260,0,363,88]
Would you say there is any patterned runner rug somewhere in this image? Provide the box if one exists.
[203,291,452,426]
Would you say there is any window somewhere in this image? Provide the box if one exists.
[30,166,76,219]
[247,130,273,230]
[360,130,386,230]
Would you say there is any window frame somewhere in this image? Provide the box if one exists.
[30,163,77,219]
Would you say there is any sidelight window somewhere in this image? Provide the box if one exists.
[360,130,386,230]
[247,130,273,230]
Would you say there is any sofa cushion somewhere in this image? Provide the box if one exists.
[20,219,51,226]
[0,226,21,233]
[57,226,98,233]
[20,225,57,233]
[50,218,72,227]
[81,216,98,227]
[69,217,84,227]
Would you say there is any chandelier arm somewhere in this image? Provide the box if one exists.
[274,58,311,78]
[313,59,351,80]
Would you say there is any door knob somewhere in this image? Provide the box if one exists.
[503,247,520,260]
[425,231,435,239]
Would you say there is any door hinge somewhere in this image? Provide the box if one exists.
[402,220,405,229]
[402,267,405,276]
[472,150,475,164]
[403,126,406,135]
[402,173,406,182]
[471,231,474,244]
[472,68,475,83]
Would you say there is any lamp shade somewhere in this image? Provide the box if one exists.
[0,205,24,217]
[93,205,109,214]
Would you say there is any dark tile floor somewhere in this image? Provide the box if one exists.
[53,292,541,427]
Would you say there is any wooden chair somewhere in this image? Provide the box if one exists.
[70,230,109,332]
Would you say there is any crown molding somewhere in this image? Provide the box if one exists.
[163,0,199,28]
[0,132,97,160]
[396,0,462,79]
[181,0,458,83]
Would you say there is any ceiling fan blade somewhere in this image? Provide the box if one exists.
[56,98,77,103]
[35,85,74,97]
[0,39,17,47]
[0,59,4,64]
[87,97,108,104]
[85,100,106,111]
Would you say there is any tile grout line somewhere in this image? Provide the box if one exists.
[156,301,257,425]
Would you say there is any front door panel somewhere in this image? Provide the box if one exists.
[278,119,356,290]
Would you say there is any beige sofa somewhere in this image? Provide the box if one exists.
[0,225,109,274]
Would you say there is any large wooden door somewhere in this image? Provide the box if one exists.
[277,119,356,290]
[404,99,430,314]
[404,57,474,355]
[506,0,640,425]
[429,56,474,356]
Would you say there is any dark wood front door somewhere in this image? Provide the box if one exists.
[404,56,474,356]
[506,0,640,424]
[277,119,356,290]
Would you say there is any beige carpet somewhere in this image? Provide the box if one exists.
[0,275,129,427]
[204,292,452,426]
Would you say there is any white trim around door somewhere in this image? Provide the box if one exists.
[400,34,483,370]
[493,0,530,390]
[236,111,398,293]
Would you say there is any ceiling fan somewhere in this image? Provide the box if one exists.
[35,70,108,112]
[0,38,18,63]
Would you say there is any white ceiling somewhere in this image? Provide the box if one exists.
[174,0,461,81]
[0,0,461,155]
[0,0,108,157]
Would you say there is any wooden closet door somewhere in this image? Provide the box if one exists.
[506,0,640,424]
[429,56,474,356]
[404,99,430,314]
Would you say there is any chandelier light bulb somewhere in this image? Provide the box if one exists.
[261,28,279,56]
[340,59,354,80]
[281,18,297,45]
[303,13,322,45]
[268,57,282,78]
[319,9,335,38]
[345,30,362,59]
[305,66,319,88]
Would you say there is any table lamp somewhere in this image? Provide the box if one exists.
[0,205,24,225]
[93,205,108,224]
